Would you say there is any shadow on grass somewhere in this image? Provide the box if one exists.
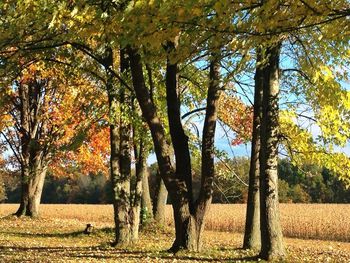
[0,227,114,238]
[0,245,260,262]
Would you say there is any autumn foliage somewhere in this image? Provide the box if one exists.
[218,93,253,145]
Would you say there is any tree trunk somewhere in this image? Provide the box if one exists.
[15,81,48,218]
[140,159,153,222]
[132,99,152,226]
[190,56,221,252]
[165,53,194,251]
[109,90,131,246]
[131,133,145,239]
[106,47,131,246]
[243,48,263,250]
[15,167,30,217]
[259,43,286,260]
[15,80,31,217]
[165,58,194,212]
[16,165,47,218]
[127,46,190,252]
[118,48,132,244]
[27,165,47,218]
[130,173,142,242]
[154,176,168,224]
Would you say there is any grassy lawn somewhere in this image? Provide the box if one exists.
[0,204,349,262]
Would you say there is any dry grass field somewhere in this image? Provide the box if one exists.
[166,204,350,242]
[0,203,349,262]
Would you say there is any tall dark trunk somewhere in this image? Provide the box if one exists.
[106,47,131,246]
[243,48,263,250]
[190,56,221,252]
[127,46,190,251]
[165,52,194,251]
[259,43,286,260]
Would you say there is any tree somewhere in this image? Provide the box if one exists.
[0,59,106,217]
[259,43,286,260]
[2,0,350,259]
[243,48,263,250]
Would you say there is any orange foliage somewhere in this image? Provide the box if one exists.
[1,60,109,178]
[52,124,110,177]
[218,93,253,145]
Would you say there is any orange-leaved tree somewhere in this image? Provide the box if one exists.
[0,60,108,217]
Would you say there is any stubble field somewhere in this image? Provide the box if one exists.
[0,203,349,262]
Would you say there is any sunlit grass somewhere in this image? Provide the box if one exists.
[0,204,349,262]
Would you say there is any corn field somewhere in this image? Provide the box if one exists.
[1,203,349,242]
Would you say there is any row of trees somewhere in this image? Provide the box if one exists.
[1,0,349,261]
[2,158,349,204]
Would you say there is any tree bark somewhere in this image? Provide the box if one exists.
[165,52,194,251]
[131,133,145,237]
[190,56,221,251]
[243,48,263,250]
[16,168,30,217]
[15,78,48,218]
[154,176,168,224]
[27,165,47,217]
[118,48,132,244]
[106,47,131,246]
[16,164,47,217]
[127,46,190,251]
[259,43,286,260]
[15,79,31,217]
[141,166,153,221]
[128,46,222,252]
[130,170,142,242]
[132,99,152,226]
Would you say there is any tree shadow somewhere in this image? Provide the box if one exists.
[0,245,261,262]
[0,227,114,238]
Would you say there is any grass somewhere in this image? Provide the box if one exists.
[0,204,349,262]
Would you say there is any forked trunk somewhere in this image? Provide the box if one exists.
[170,208,208,252]
[259,43,286,260]
[169,201,192,252]
[243,48,263,250]
[128,48,188,244]
[187,55,221,252]
[128,46,220,253]
[170,54,221,252]
[165,57,194,214]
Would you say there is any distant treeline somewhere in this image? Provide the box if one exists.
[1,158,349,204]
